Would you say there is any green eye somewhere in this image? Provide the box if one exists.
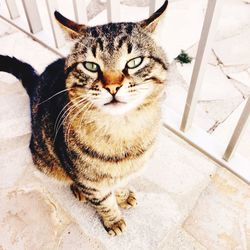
[83,62,99,72]
[126,57,143,69]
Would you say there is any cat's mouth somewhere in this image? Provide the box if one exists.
[104,98,126,106]
[101,97,136,115]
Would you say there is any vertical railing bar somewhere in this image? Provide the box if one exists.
[149,0,156,15]
[5,0,20,19]
[73,0,87,24]
[107,0,120,23]
[180,0,223,132]
[0,14,64,57]
[223,97,250,161]
[45,0,65,48]
[22,0,43,34]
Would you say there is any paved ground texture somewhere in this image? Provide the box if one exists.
[0,0,250,249]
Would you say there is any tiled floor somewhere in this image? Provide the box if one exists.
[0,0,250,249]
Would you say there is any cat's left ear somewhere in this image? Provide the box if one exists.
[54,11,86,39]
[139,0,168,33]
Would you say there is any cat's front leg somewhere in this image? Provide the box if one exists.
[70,183,87,203]
[115,188,137,209]
[89,191,126,236]
[70,183,126,235]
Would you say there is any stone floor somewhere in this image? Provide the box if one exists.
[1,0,250,249]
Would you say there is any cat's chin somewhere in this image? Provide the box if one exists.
[100,102,135,116]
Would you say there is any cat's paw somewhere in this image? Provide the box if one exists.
[104,218,127,236]
[70,183,87,203]
[116,189,137,209]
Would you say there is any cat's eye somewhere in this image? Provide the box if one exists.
[83,62,99,73]
[126,57,143,69]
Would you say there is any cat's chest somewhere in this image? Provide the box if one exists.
[74,122,155,156]
[65,118,158,187]
[73,131,155,187]
[73,130,139,158]
[67,104,161,154]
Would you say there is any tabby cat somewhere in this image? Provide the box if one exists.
[0,0,168,236]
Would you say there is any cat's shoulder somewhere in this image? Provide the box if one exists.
[39,58,66,87]
[42,58,65,76]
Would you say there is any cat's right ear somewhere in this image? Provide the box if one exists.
[139,0,168,33]
[54,11,86,39]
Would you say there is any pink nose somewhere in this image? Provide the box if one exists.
[102,70,124,95]
[104,84,121,95]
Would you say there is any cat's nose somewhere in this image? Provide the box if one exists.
[102,70,124,95]
[104,84,121,95]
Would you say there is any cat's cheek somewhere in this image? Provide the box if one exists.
[87,90,112,105]
[130,85,154,103]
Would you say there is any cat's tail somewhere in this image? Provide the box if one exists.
[0,55,39,96]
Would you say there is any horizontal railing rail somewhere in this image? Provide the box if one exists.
[0,0,249,183]
[2,0,155,49]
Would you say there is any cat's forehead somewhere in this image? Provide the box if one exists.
[66,22,157,69]
[75,22,150,52]
[88,22,137,39]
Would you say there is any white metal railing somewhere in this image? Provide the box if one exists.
[22,0,43,34]
[5,0,19,19]
[178,0,250,165]
[223,97,250,161]
[73,0,87,23]
[45,0,65,48]
[107,0,120,23]
[0,0,249,183]
[1,0,153,50]
[180,0,223,132]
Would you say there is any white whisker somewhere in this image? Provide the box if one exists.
[53,98,88,143]
[54,96,83,133]
[65,101,93,144]
[38,88,73,105]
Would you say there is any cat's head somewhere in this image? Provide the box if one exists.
[55,0,168,116]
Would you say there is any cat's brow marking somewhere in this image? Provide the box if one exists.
[149,56,168,70]
[125,23,134,35]
[91,46,97,57]
[118,36,128,48]
[96,38,104,51]
[127,43,133,54]
[91,28,99,38]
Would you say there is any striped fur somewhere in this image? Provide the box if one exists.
[1,1,169,236]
